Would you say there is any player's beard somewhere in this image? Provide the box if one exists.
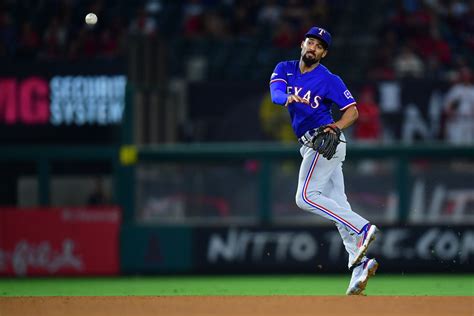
[302,53,318,67]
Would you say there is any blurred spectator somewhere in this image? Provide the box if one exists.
[78,28,99,58]
[100,15,124,59]
[203,10,228,39]
[282,0,307,27]
[129,5,158,36]
[368,51,396,81]
[414,27,451,65]
[386,0,410,38]
[423,0,446,15]
[229,3,258,38]
[449,0,469,18]
[425,54,446,80]
[145,0,163,15]
[257,0,282,27]
[17,21,40,58]
[309,0,330,27]
[443,66,474,144]
[99,27,119,58]
[368,30,397,81]
[407,2,432,33]
[394,44,425,78]
[41,16,68,59]
[272,20,295,49]
[182,0,204,38]
[460,1,474,52]
[353,86,382,143]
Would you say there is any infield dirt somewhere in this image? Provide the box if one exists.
[0,296,472,316]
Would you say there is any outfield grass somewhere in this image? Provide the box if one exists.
[0,275,472,297]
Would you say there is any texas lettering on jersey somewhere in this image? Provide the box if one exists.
[286,86,323,109]
[269,60,356,137]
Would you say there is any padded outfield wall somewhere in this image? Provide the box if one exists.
[120,224,473,274]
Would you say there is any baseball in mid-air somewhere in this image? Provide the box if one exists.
[85,13,98,25]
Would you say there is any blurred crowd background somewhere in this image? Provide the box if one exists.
[3,0,473,145]
[1,0,473,78]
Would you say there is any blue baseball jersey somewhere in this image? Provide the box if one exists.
[269,60,356,138]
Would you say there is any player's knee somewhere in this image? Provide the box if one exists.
[296,190,322,211]
[295,192,310,211]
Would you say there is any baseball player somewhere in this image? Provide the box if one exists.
[269,26,379,295]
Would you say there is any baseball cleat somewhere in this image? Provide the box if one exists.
[350,224,378,268]
[346,258,379,295]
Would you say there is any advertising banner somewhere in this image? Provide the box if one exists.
[0,207,120,276]
[194,225,473,273]
[0,60,126,144]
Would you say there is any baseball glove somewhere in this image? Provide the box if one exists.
[310,124,342,160]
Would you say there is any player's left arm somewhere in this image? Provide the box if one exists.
[269,62,289,105]
[332,104,358,130]
[326,75,359,132]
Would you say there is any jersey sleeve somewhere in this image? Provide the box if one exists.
[269,62,288,85]
[269,62,289,106]
[327,75,357,110]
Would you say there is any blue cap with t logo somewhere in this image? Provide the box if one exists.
[305,27,332,48]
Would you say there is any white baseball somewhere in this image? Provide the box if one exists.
[85,13,98,25]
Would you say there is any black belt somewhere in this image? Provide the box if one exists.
[298,129,318,145]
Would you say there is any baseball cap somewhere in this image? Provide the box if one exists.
[305,26,332,48]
